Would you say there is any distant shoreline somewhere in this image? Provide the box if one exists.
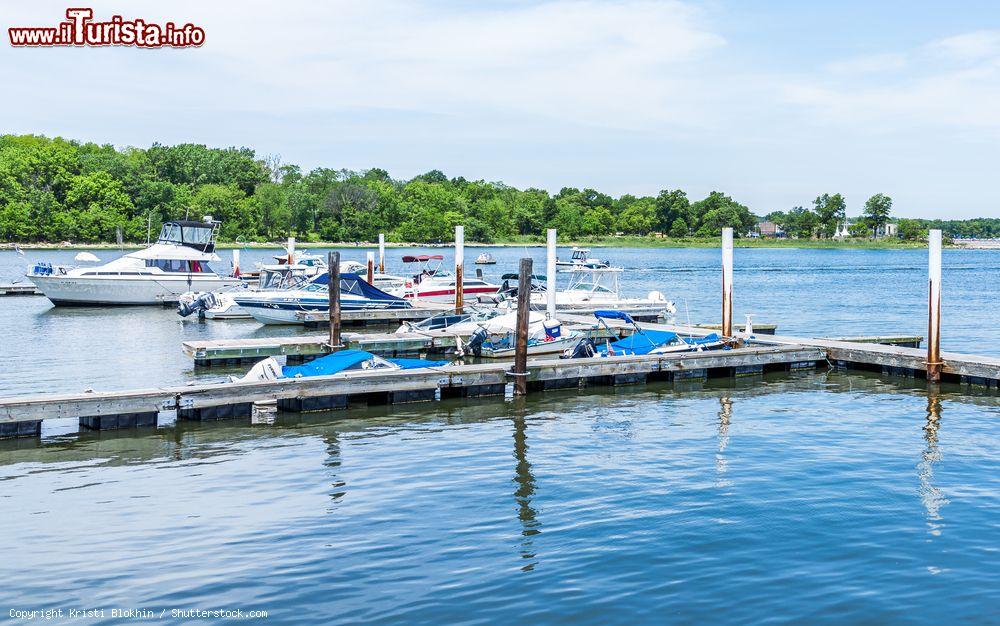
[0,237,942,251]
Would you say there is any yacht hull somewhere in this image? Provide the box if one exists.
[30,274,241,305]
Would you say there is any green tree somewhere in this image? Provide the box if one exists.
[812,193,847,238]
[668,218,689,237]
[863,193,893,237]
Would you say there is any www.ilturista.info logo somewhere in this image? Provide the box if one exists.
[8,8,205,48]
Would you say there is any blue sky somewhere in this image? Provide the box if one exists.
[3,0,999,218]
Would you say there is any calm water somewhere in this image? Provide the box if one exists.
[1,247,999,623]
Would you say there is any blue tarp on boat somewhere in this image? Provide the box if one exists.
[684,333,721,346]
[281,349,375,377]
[594,310,637,324]
[600,329,679,355]
[309,272,408,303]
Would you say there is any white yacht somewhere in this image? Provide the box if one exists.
[27,218,240,305]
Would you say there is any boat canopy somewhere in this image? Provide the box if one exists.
[402,254,444,262]
[156,220,219,253]
[500,273,546,281]
[594,310,636,324]
[307,272,408,302]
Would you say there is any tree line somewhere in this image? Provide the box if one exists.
[0,134,996,244]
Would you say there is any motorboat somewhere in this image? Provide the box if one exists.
[565,310,726,357]
[232,349,448,383]
[475,252,497,265]
[465,313,581,358]
[395,307,503,334]
[27,217,240,305]
[180,252,331,319]
[494,266,675,317]
[233,272,411,325]
[392,254,500,302]
[557,247,609,269]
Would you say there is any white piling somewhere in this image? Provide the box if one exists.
[378,233,385,273]
[546,228,557,320]
[927,229,942,381]
[722,227,733,337]
[232,249,241,278]
[287,237,295,265]
[455,225,465,313]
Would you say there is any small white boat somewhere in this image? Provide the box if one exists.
[28,218,240,305]
[461,312,581,358]
[392,254,500,303]
[499,266,675,317]
[475,252,497,265]
[557,247,609,269]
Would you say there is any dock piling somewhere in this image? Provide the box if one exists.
[287,237,295,265]
[328,251,342,351]
[722,227,734,337]
[547,228,557,320]
[232,249,241,278]
[513,258,533,395]
[378,233,385,273]
[455,225,464,313]
[366,251,375,284]
[927,229,943,381]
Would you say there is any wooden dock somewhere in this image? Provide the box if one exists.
[2,327,999,439]
[0,344,826,437]
[0,283,41,296]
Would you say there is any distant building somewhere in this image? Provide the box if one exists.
[834,220,897,239]
[755,221,782,238]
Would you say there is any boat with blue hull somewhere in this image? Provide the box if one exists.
[234,272,411,325]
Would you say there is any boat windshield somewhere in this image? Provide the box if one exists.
[156,221,218,252]
[566,269,620,294]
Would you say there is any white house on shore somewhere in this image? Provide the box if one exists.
[834,220,897,239]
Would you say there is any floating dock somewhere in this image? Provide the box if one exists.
[0,283,41,296]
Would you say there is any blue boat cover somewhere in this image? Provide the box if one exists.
[684,333,721,346]
[594,310,636,325]
[309,272,407,302]
[600,329,679,355]
[388,358,448,369]
[282,349,375,377]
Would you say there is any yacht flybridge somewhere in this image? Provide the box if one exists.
[28,217,241,305]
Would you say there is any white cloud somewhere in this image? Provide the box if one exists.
[928,30,1000,62]
[825,53,907,76]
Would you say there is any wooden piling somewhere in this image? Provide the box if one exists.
[287,237,295,265]
[455,225,465,314]
[546,228,557,320]
[927,229,942,381]
[378,233,385,273]
[328,251,342,351]
[366,251,375,284]
[722,227,733,337]
[513,258,533,396]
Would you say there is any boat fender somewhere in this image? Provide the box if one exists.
[648,290,666,303]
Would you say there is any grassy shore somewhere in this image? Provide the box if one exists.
[4,236,930,250]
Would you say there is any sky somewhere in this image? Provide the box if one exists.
[2,0,999,219]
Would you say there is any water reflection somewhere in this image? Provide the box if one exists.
[716,397,732,489]
[512,413,539,571]
[918,393,949,536]
[324,434,347,508]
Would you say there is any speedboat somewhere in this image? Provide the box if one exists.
[392,254,500,302]
[465,314,580,358]
[27,217,240,305]
[557,247,609,269]
[233,272,411,325]
[475,252,497,265]
[566,310,726,357]
[495,266,675,317]
[180,252,331,319]
[395,307,503,334]
[232,349,448,383]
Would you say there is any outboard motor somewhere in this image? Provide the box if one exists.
[467,326,489,357]
[177,291,218,318]
[568,337,596,359]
